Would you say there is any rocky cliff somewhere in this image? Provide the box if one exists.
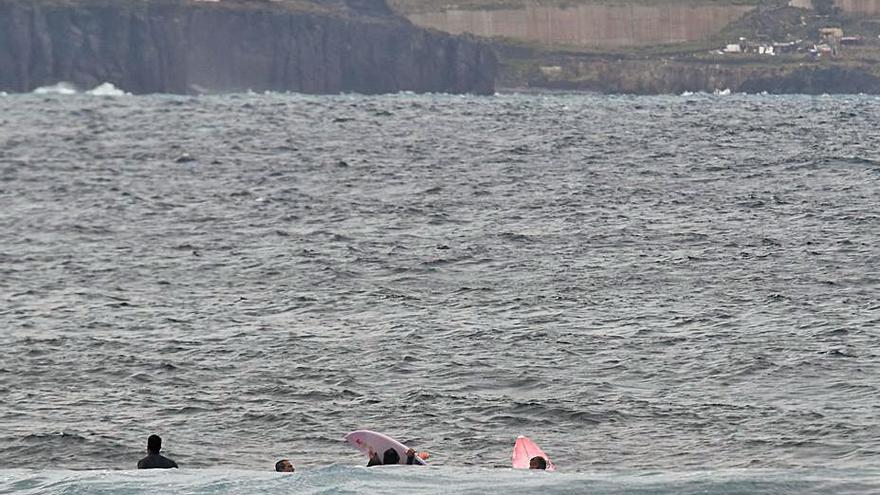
[0,0,497,94]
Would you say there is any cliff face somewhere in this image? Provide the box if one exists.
[404,3,753,48]
[0,0,497,94]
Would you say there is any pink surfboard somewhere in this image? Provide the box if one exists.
[344,430,427,465]
[512,435,556,471]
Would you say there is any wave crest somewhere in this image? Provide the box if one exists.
[31,82,129,96]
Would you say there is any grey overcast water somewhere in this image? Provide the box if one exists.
[0,91,878,494]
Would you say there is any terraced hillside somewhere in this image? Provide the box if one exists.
[391,0,759,48]
[391,0,880,49]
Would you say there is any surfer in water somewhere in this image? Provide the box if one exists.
[137,434,178,469]
[275,459,295,472]
[367,448,422,466]
[529,456,547,470]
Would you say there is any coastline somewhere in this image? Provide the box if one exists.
[0,0,497,95]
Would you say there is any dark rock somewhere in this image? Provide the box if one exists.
[739,67,880,94]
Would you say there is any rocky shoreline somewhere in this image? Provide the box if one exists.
[496,51,880,94]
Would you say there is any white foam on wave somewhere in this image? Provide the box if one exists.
[86,82,129,96]
[31,82,129,96]
[0,466,876,495]
[33,82,78,95]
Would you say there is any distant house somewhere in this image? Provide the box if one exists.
[723,44,742,53]
[819,27,843,55]
[814,43,834,56]
[773,41,801,54]
[743,41,775,54]
[720,40,781,55]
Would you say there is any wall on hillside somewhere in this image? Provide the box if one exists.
[406,3,754,48]
[788,0,880,15]
[835,0,880,14]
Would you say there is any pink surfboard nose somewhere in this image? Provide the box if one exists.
[512,435,556,471]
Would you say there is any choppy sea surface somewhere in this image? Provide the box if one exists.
[0,89,878,494]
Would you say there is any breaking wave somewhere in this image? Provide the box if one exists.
[32,82,78,95]
[30,82,129,96]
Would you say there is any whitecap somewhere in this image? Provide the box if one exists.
[33,82,78,95]
[86,82,129,96]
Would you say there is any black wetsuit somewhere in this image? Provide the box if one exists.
[137,453,178,469]
[366,453,420,466]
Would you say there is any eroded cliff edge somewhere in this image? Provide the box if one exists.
[0,0,497,94]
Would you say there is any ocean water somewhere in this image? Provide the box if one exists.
[0,90,878,493]
[2,466,879,494]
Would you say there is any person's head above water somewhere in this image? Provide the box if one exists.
[275,459,295,472]
[137,434,178,469]
[147,435,162,454]
[529,456,547,470]
[382,448,400,465]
